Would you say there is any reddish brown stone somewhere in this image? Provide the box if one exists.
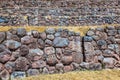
[61,56,73,65]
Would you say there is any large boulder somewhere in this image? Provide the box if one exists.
[53,37,69,47]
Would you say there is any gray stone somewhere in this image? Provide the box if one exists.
[71,62,80,70]
[27,69,39,76]
[55,63,64,71]
[47,34,54,40]
[103,58,116,68]
[29,48,44,56]
[108,44,119,50]
[46,28,55,34]
[32,60,46,69]
[0,51,11,63]
[16,28,26,37]
[84,42,94,51]
[0,32,6,43]
[38,39,45,49]
[72,52,83,64]
[21,36,34,44]
[84,36,93,42]
[54,32,61,37]
[108,30,117,36]
[87,30,95,36]
[97,40,107,46]
[5,62,15,73]
[44,47,55,55]
[80,62,90,69]
[5,40,21,50]
[53,37,69,47]
[45,39,53,46]
[89,63,102,70]
[11,71,26,80]
[42,67,49,74]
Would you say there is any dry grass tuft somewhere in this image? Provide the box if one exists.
[22,69,120,80]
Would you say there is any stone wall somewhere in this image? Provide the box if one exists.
[0,0,120,26]
[0,26,120,80]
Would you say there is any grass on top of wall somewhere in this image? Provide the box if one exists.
[22,69,120,80]
[0,24,120,36]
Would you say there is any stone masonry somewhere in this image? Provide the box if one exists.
[0,0,120,26]
[0,27,120,80]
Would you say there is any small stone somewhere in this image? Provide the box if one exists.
[47,34,54,40]
[15,57,29,71]
[97,40,107,46]
[46,28,55,34]
[20,45,29,56]
[0,32,6,43]
[84,36,93,42]
[11,71,26,80]
[10,35,20,41]
[55,63,64,71]
[0,63,4,72]
[61,56,73,65]
[55,48,63,60]
[29,48,44,56]
[27,69,39,76]
[32,30,39,38]
[54,32,61,37]
[63,65,73,72]
[108,44,119,50]
[80,62,90,69]
[9,28,17,35]
[103,49,114,57]
[39,32,46,40]
[38,39,45,49]
[85,53,94,62]
[0,69,9,80]
[10,52,20,61]
[42,67,49,74]
[45,39,53,46]
[107,26,115,30]
[48,66,57,74]
[0,51,11,63]
[72,52,83,64]
[89,63,102,70]
[84,42,94,51]
[16,28,26,37]
[46,54,58,66]
[87,30,95,36]
[103,58,116,68]
[71,62,80,70]
[44,47,55,55]
[68,31,75,36]
[4,62,15,73]
[21,36,34,44]
[108,30,117,36]
[5,40,21,50]
[53,37,69,47]
[32,60,46,69]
